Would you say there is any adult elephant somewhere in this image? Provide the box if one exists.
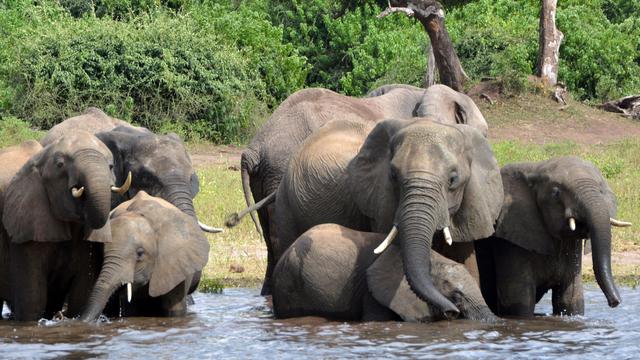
[475,156,630,317]
[273,224,496,322]
[40,107,133,146]
[231,84,488,295]
[272,119,503,316]
[0,132,130,321]
[80,191,209,320]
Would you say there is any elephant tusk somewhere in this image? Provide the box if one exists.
[127,283,132,303]
[71,186,85,198]
[443,227,453,245]
[569,217,576,231]
[610,217,632,227]
[374,225,398,254]
[111,171,132,195]
[199,221,224,233]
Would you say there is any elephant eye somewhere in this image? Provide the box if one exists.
[56,160,64,168]
[449,171,459,189]
[136,247,145,261]
[551,186,560,199]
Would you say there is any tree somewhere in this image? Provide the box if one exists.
[380,0,466,91]
[536,0,563,86]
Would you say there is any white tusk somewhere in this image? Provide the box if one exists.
[374,226,398,254]
[111,171,132,195]
[127,283,132,303]
[71,186,85,198]
[569,217,576,231]
[610,217,632,227]
[199,221,224,233]
[443,227,453,245]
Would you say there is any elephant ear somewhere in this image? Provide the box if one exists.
[494,164,554,255]
[2,158,71,243]
[366,245,433,322]
[448,125,504,242]
[348,119,407,231]
[148,206,210,297]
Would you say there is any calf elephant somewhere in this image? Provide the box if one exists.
[475,156,630,317]
[0,132,130,321]
[272,119,503,316]
[40,107,133,146]
[232,84,488,295]
[273,224,496,322]
[81,191,209,320]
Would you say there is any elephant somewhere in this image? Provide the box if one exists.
[474,156,630,317]
[270,118,503,316]
[0,140,42,192]
[95,125,222,293]
[231,84,488,295]
[80,191,210,320]
[0,131,130,321]
[273,224,496,322]
[40,107,133,146]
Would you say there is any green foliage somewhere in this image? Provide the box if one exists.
[198,277,224,293]
[0,116,45,148]
[1,0,306,143]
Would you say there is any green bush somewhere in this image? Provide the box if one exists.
[1,1,306,142]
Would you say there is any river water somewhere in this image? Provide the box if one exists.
[0,284,637,359]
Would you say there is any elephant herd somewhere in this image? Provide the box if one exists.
[0,108,219,321]
[0,84,631,325]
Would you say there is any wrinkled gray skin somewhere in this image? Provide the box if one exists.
[238,84,488,295]
[96,126,205,293]
[0,132,115,321]
[273,224,496,322]
[475,156,621,317]
[40,107,134,147]
[275,119,503,317]
[81,192,209,320]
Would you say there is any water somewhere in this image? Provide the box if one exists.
[0,285,638,359]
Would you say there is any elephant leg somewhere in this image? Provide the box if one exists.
[66,241,101,317]
[361,291,399,322]
[259,203,275,296]
[10,243,49,321]
[493,240,537,317]
[160,283,188,317]
[552,272,584,316]
[474,238,498,314]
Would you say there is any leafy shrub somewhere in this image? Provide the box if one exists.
[1,1,306,142]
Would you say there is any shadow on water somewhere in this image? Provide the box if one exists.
[0,284,638,359]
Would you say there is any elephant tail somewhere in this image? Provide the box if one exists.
[225,190,276,229]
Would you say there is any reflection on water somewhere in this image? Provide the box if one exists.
[0,285,638,359]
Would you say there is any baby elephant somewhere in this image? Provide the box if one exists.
[475,156,631,317]
[81,191,210,320]
[272,224,496,322]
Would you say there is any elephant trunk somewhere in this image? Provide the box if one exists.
[162,174,197,219]
[75,149,113,229]
[398,176,460,319]
[579,184,621,307]
[80,254,131,321]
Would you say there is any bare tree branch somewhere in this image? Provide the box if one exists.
[378,6,415,19]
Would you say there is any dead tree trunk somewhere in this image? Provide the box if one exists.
[424,44,437,87]
[381,1,465,91]
[536,0,563,86]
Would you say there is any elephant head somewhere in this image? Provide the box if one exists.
[347,119,503,318]
[80,191,210,321]
[496,156,626,308]
[96,127,203,220]
[368,84,488,137]
[2,131,123,242]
